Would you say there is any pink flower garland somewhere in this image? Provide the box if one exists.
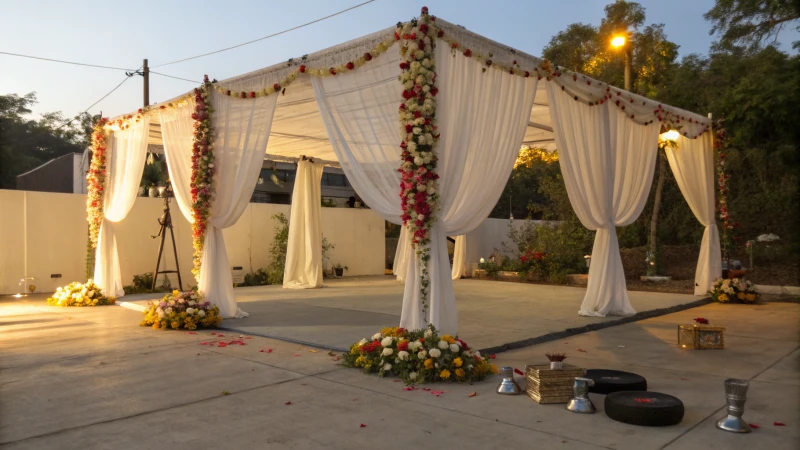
[86,117,110,249]
[398,7,440,313]
[190,75,216,280]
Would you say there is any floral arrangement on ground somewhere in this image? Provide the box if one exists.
[47,280,114,307]
[342,326,498,384]
[141,289,222,330]
[710,277,758,303]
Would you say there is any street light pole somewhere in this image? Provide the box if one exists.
[623,46,631,92]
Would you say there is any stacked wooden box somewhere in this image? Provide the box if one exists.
[524,364,585,404]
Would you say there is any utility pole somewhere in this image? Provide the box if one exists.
[143,58,150,107]
[623,46,632,92]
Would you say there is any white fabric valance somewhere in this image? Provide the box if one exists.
[666,132,721,295]
[284,160,324,289]
[94,116,151,298]
[547,84,659,317]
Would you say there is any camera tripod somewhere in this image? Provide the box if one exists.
[151,195,183,292]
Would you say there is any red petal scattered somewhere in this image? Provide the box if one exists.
[285,401,292,405]
[403,386,416,391]
[422,388,431,391]
[293,353,300,356]
[576,348,587,353]
[188,332,197,334]
[774,422,786,426]
[359,424,366,428]
[490,354,496,359]
[200,342,207,345]
[749,423,761,429]
[468,392,477,398]
[514,368,525,376]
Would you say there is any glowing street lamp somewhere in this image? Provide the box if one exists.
[659,129,680,144]
[611,35,626,48]
[610,34,631,91]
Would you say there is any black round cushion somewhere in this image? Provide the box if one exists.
[585,369,647,395]
[604,391,684,427]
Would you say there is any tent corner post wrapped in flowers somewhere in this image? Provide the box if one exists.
[189,75,216,281]
[397,7,441,315]
[86,117,110,256]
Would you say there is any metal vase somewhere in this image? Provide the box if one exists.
[566,377,596,413]
[715,379,751,433]
[496,367,522,395]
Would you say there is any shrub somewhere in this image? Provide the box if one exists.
[267,213,336,284]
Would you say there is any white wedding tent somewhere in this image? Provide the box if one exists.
[91,10,720,334]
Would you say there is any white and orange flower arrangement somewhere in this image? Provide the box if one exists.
[397,7,441,313]
[140,289,222,330]
[189,75,216,280]
[47,280,113,307]
[86,117,110,249]
[342,326,498,385]
[710,278,758,304]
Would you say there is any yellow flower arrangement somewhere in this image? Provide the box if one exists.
[439,369,451,380]
[710,278,758,304]
[718,293,729,302]
[46,280,114,307]
[737,292,746,300]
[745,293,756,302]
[140,289,222,330]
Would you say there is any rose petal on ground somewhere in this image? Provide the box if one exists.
[774,422,786,426]
[403,386,416,391]
[468,392,477,398]
[514,368,525,376]
[188,332,197,334]
[422,388,431,391]
[285,401,292,405]
[749,423,761,429]
[576,348,587,353]
[200,342,207,345]
[359,424,366,428]
[293,353,300,356]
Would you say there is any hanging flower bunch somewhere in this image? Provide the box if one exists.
[86,117,110,248]
[397,6,441,314]
[342,326,498,385]
[714,123,739,258]
[190,75,216,280]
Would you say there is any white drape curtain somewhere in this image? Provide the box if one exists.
[451,235,466,280]
[546,84,659,317]
[393,226,410,283]
[665,132,721,295]
[399,46,538,333]
[197,91,278,318]
[284,160,324,289]
[94,116,151,298]
[160,100,196,223]
[314,45,536,334]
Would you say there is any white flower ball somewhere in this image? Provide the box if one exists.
[198,310,206,317]
[186,308,195,315]
[429,348,442,358]
[412,127,422,135]
[382,348,394,357]
[424,329,433,338]
[409,371,418,380]
[381,337,394,347]
[398,351,409,361]
[450,344,460,352]
[438,340,449,350]
[358,338,368,346]
[372,333,382,341]
[417,215,425,221]
[165,307,173,314]
[417,350,427,359]
[414,156,424,166]
[383,363,392,371]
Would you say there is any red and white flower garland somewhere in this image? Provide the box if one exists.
[397,7,440,313]
[86,117,110,249]
[189,75,216,280]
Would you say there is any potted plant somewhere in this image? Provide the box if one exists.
[333,263,348,277]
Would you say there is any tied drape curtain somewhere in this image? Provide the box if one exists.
[393,227,410,283]
[451,235,466,280]
[198,90,279,318]
[313,45,536,334]
[284,160,324,289]
[546,84,659,317]
[665,132,721,295]
[400,46,538,333]
[160,100,196,224]
[94,116,151,298]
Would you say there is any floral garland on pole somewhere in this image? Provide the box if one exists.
[86,117,110,250]
[714,122,738,263]
[189,75,216,280]
[397,6,440,314]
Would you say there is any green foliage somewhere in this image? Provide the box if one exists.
[241,268,270,286]
[122,272,171,295]
[704,0,800,50]
[504,220,593,283]
[321,197,338,207]
[141,155,168,188]
[0,92,92,189]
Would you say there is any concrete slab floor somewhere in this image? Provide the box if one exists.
[122,276,705,351]
[0,295,797,449]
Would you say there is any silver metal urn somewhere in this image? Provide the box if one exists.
[566,377,596,413]
[716,379,752,433]
[496,367,522,395]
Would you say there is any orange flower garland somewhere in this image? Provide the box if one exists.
[86,117,109,249]
[189,75,216,280]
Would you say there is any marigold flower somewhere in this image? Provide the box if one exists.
[439,369,451,379]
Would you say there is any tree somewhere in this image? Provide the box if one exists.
[705,0,800,49]
[0,93,90,189]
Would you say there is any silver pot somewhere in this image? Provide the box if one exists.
[566,377,596,413]
[496,367,521,395]
[716,379,751,433]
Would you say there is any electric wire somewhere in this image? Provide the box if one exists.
[0,51,134,71]
[150,71,201,84]
[151,0,377,68]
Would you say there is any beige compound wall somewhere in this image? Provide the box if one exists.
[0,190,385,295]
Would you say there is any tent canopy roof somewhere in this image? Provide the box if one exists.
[143,17,710,160]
